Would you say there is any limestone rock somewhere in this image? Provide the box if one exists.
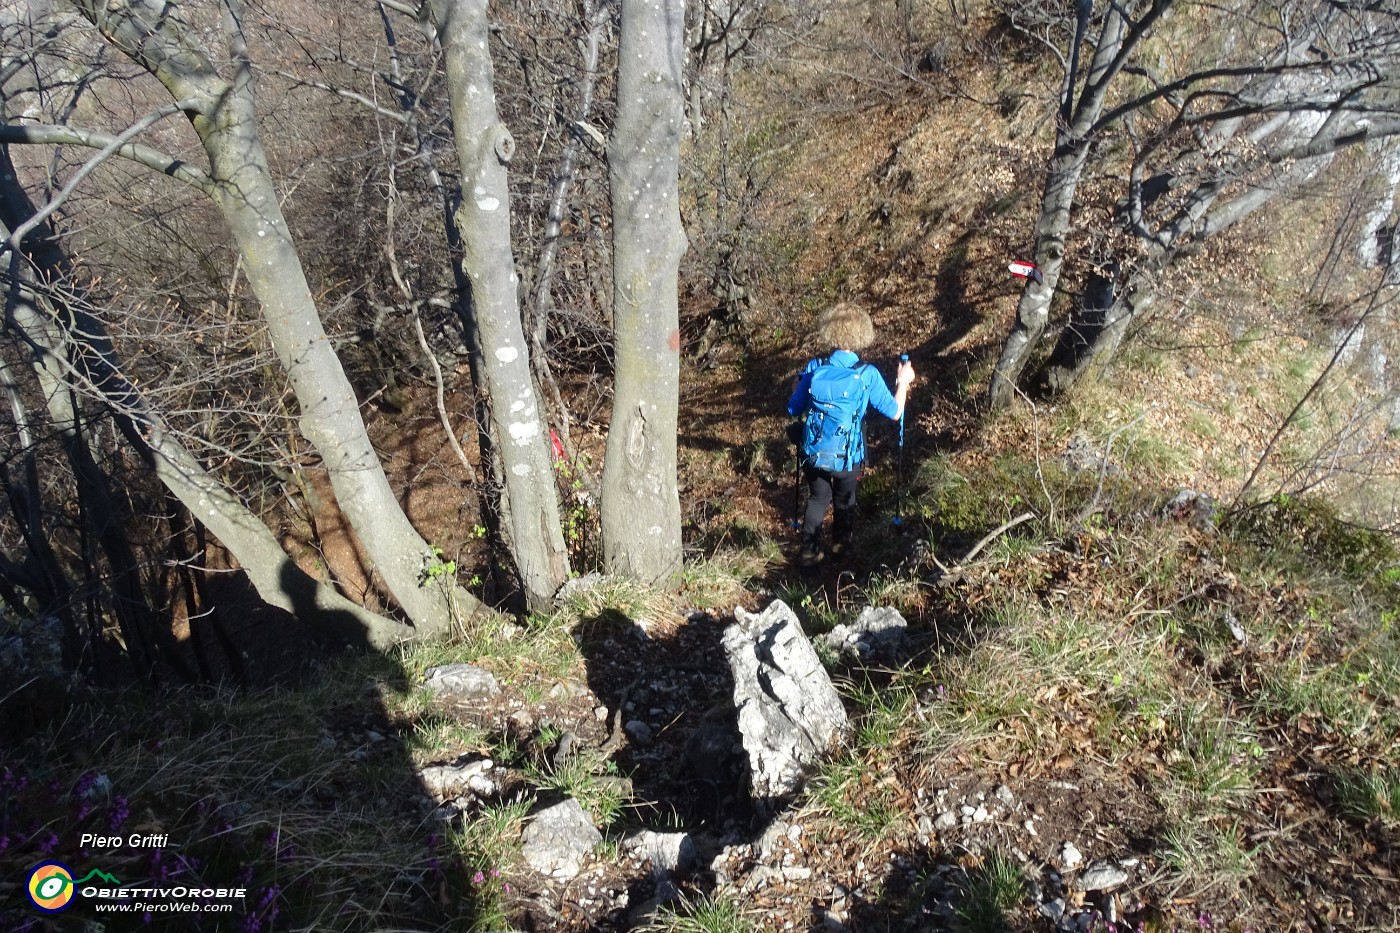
[724,600,850,800]
[622,830,696,874]
[553,572,604,608]
[418,757,497,801]
[1075,862,1130,892]
[423,663,500,698]
[521,799,601,879]
[823,606,908,661]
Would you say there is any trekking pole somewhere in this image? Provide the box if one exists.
[893,353,908,528]
[791,432,803,530]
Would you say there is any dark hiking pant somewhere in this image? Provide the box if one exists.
[801,466,860,550]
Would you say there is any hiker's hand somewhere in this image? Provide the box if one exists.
[896,360,915,388]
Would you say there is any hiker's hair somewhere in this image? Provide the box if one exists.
[818,302,875,351]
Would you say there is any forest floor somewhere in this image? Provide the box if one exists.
[5,13,1400,933]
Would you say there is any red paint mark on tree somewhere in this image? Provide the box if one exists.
[667,328,681,352]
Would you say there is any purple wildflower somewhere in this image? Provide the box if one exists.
[73,772,98,798]
[108,795,130,831]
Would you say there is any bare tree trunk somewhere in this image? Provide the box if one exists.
[601,0,687,585]
[987,0,1167,409]
[987,141,1090,408]
[63,0,487,634]
[1039,261,1149,394]
[0,338,85,668]
[428,0,571,612]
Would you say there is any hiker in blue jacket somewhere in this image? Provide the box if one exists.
[787,303,915,567]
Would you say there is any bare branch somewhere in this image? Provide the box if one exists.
[379,0,424,17]
[0,120,214,195]
[271,70,412,124]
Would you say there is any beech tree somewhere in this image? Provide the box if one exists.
[2,0,695,664]
[600,0,687,584]
[385,0,685,590]
[427,0,572,612]
[0,202,407,652]
[303,0,687,588]
[376,0,686,586]
[987,0,1400,409]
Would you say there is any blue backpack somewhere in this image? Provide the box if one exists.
[801,358,872,471]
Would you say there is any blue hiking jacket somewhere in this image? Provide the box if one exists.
[786,350,900,468]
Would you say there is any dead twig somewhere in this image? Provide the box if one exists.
[931,511,1036,577]
[412,312,478,484]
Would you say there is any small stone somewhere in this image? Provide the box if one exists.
[1059,841,1084,870]
[554,572,605,607]
[1225,610,1247,644]
[625,720,653,744]
[994,784,1015,805]
[1074,862,1129,892]
[1023,819,1038,837]
[521,799,602,880]
[934,811,957,831]
[621,830,695,874]
[550,682,586,701]
[756,821,791,859]
[595,706,609,720]
[423,663,500,698]
[1037,898,1065,921]
[418,758,496,801]
[971,806,990,822]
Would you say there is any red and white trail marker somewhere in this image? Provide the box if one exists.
[1008,260,1045,285]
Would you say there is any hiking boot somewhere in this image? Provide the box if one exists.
[798,545,824,569]
[829,536,849,557]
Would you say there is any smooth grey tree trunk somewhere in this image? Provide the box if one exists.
[986,142,1090,409]
[428,0,571,612]
[65,0,486,635]
[601,0,687,585]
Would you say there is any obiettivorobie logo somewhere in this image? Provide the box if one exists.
[26,862,121,913]
[25,860,247,917]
